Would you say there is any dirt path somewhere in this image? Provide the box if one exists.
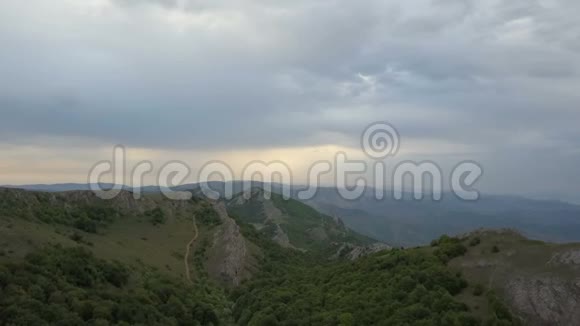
[184,215,198,284]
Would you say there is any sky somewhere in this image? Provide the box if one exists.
[0,0,579,203]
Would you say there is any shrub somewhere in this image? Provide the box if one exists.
[433,235,468,263]
[472,284,485,296]
[487,291,521,325]
[74,217,97,233]
[469,237,481,247]
[69,232,84,243]
[145,208,166,225]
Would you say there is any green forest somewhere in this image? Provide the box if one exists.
[231,226,519,326]
[0,190,521,325]
[0,246,229,326]
[0,232,519,325]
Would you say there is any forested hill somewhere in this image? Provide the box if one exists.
[0,187,565,325]
[226,188,384,255]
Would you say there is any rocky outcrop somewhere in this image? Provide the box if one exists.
[506,277,580,325]
[501,249,580,324]
[262,196,284,222]
[208,202,249,286]
[272,224,293,248]
[454,231,580,326]
[332,242,392,260]
[347,243,392,260]
[548,250,580,266]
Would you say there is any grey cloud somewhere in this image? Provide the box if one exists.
[113,0,180,9]
[0,0,579,199]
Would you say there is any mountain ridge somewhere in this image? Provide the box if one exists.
[5,182,580,246]
[1,187,579,324]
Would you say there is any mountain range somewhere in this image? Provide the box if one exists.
[5,182,580,246]
[1,186,580,324]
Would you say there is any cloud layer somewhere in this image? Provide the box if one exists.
[0,0,579,201]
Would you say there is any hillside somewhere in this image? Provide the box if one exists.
[225,188,387,258]
[10,182,580,247]
[447,229,580,326]
[0,188,256,286]
[0,187,576,325]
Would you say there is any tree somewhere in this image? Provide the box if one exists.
[473,284,485,296]
[338,313,354,326]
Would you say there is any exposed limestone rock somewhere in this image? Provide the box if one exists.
[272,224,293,248]
[208,202,248,286]
[549,250,580,266]
[332,242,392,260]
[348,243,392,260]
[232,193,247,205]
[262,197,284,223]
[506,277,580,326]
[249,195,298,248]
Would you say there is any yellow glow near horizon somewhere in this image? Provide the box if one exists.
[0,137,478,186]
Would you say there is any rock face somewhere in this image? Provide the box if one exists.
[272,224,293,248]
[260,196,297,248]
[505,249,580,325]
[350,243,392,260]
[332,242,392,260]
[506,277,580,326]
[549,250,580,266]
[208,202,249,286]
[262,196,283,222]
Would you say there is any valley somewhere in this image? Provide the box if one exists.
[0,187,578,325]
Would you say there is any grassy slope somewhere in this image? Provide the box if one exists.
[0,189,239,284]
[0,206,200,281]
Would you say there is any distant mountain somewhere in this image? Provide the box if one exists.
[2,183,168,193]
[302,187,580,246]
[2,183,105,192]
[7,182,580,246]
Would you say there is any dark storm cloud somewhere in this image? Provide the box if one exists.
[0,0,579,198]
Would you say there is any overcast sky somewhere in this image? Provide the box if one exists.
[0,0,579,203]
